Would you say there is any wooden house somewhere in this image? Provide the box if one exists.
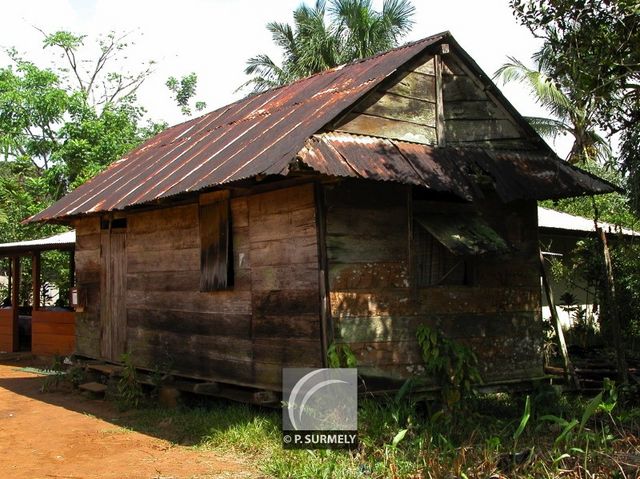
[28,32,615,397]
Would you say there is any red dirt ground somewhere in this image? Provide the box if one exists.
[0,357,260,479]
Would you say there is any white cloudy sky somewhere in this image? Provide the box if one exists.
[1,0,569,154]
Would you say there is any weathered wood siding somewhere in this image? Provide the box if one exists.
[333,52,536,150]
[74,216,102,357]
[73,183,323,390]
[335,55,438,144]
[441,55,534,149]
[31,309,75,355]
[325,181,543,385]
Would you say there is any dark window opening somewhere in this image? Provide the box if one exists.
[200,197,233,291]
[101,218,127,230]
[414,223,475,287]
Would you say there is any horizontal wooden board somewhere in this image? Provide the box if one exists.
[327,206,406,236]
[324,181,407,209]
[75,334,100,357]
[75,250,100,273]
[355,91,436,127]
[337,113,437,145]
[252,289,320,317]
[126,290,252,315]
[73,217,100,235]
[248,207,317,243]
[127,308,252,338]
[0,334,13,352]
[231,197,249,228]
[330,287,541,317]
[127,270,200,292]
[410,55,435,75]
[334,311,539,343]
[250,236,318,267]
[249,183,315,216]
[445,119,522,142]
[386,71,436,101]
[75,233,100,251]
[349,340,423,366]
[128,204,198,233]
[32,310,75,324]
[127,228,199,252]
[32,321,75,336]
[329,262,409,290]
[443,75,488,102]
[128,327,254,362]
[445,138,536,150]
[252,314,321,340]
[251,264,319,291]
[444,100,507,121]
[327,234,407,264]
[127,248,199,273]
[253,338,323,367]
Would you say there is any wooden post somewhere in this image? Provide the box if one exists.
[32,252,41,311]
[597,227,628,384]
[314,181,332,367]
[10,256,20,352]
[434,53,446,147]
[539,251,580,390]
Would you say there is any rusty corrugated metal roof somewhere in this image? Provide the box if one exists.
[28,31,616,223]
[28,33,449,222]
[298,133,615,201]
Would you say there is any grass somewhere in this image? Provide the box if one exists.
[114,382,640,479]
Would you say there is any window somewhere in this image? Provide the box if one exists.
[413,210,508,287]
[199,191,233,291]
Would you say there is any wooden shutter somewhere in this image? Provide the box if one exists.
[199,191,233,291]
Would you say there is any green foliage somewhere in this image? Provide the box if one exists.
[326,341,357,368]
[0,30,164,246]
[165,73,207,116]
[510,0,640,213]
[415,325,481,410]
[242,0,415,93]
[117,352,144,409]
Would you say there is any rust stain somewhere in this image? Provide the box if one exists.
[27,30,616,223]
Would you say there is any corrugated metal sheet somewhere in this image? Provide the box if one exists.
[27,30,616,223]
[299,133,615,201]
[28,33,448,222]
[0,231,75,255]
[538,207,639,236]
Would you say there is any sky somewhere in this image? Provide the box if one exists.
[1,0,569,154]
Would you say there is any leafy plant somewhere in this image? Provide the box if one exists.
[416,325,482,410]
[326,342,357,368]
[117,352,144,409]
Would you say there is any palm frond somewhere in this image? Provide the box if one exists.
[525,116,572,140]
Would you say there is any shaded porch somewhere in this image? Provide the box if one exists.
[0,231,76,355]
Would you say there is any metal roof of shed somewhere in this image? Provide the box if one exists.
[0,231,75,255]
[538,207,639,237]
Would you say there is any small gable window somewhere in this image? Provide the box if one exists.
[199,191,233,291]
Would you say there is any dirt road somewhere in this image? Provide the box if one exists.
[0,358,259,479]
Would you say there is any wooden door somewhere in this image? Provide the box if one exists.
[100,230,127,361]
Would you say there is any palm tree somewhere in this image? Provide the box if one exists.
[494,51,611,165]
[241,0,415,94]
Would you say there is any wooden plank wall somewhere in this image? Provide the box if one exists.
[0,308,13,352]
[441,55,534,149]
[325,181,543,385]
[73,183,323,391]
[74,217,102,356]
[31,309,75,355]
[335,55,437,144]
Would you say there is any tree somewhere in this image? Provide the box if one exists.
[509,0,640,211]
[242,0,415,93]
[495,55,611,165]
[0,30,166,243]
[166,73,207,116]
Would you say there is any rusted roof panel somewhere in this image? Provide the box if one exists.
[0,230,75,255]
[298,133,617,201]
[28,33,448,222]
